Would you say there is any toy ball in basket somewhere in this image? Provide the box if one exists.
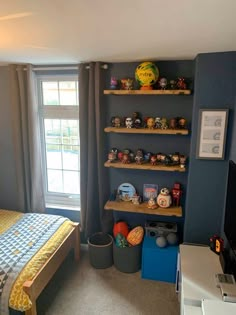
[127,226,144,246]
[135,61,159,90]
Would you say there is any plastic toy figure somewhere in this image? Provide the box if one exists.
[158,77,167,90]
[150,155,157,165]
[121,78,133,90]
[114,116,122,128]
[157,188,172,208]
[160,117,168,129]
[125,117,133,128]
[135,149,144,164]
[147,197,158,209]
[171,182,182,206]
[146,117,155,129]
[122,153,130,164]
[169,118,177,129]
[177,117,187,129]
[180,155,187,168]
[171,152,180,165]
[154,117,162,129]
[110,77,118,90]
[176,77,187,90]
[169,79,176,89]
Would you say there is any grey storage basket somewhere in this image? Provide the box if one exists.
[88,232,113,269]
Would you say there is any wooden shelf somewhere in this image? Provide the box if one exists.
[104,127,189,135]
[104,200,182,217]
[104,161,186,172]
[104,89,191,95]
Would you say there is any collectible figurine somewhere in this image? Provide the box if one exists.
[169,118,177,129]
[154,117,162,129]
[169,79,176,90]
[157,188,172,208]
[118,151,123,161]
[132,194,141,205]
[160,153,167,164]
[160,117,168,129]
[121,78,134,90]
[144,152,152,162]
[158,77,167,90]
[146,117,155,129]
[114,116,122,128]
[156,152,162,164]
[150,155,157,165]
[110,77,118,90]
[108,151,116,163]
[134,118,142,128]
[122,153,130,164]
[180,155,187,168]
[125,117,133,128]
[176,77,187,90]
[108,148,118,162]
[177,117,187,129]
[171,152,180,165]
[171,182,182,207]
[147,197,158,209]
[135,149,144,164]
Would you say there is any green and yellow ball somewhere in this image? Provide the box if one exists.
[135,61,159,89]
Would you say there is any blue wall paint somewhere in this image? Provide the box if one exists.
[184,52,236,244]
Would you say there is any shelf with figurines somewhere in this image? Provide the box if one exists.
[105,148,187,172]
[104,182,183,217]
[105,113,189,135]
[104,63,192,95]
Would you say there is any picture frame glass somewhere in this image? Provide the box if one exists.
[197,109,228,160]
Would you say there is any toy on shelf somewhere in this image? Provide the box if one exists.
[110,77,119,90]
[171,182,182,206]
[157,188,172,208]
[176,77,187,90]
[158,77,167,90]
[146,117,155,129]
[120,78,134,90]
[135,61,159,90]
[125,117,133,128]
[147,197,158,209]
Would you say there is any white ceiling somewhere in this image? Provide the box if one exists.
[0,0,236,65]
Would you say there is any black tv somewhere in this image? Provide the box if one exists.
[224,160,236,249]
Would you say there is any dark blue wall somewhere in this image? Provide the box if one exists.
[184,52,236,244]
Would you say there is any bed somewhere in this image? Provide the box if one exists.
[0,209,80,315]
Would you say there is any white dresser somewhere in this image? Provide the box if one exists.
[179,244,236,314]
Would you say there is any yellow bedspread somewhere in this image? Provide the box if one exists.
[0,209,74,312]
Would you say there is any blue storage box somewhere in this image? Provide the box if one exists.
[141,236,178,283]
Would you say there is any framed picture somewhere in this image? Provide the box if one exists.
[196,109,228,160]
[143,184,158,201]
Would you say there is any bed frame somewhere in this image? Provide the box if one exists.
[23,222,80,315]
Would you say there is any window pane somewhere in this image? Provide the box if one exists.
[42,82,59,105]
[59,81,77,105]
[46,145,62,169]
[62,146,79,171]
[48,170,63,193]
[63,171,80,194]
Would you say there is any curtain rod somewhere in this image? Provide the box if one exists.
[17,64,108,71]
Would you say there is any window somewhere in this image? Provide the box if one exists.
[37,74,80,209]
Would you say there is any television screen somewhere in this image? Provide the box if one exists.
[224,160,236,248]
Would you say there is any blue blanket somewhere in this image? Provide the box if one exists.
[0,213,67,315]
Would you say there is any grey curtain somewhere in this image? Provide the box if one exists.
[9,64,45,213]
[79,62,113,238]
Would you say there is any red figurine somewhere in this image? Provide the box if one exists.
[176,77,187,90]
[171,182,182,207]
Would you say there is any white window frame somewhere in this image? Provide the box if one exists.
[37,74,80,210]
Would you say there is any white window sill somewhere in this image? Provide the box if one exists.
[46,203,80,211]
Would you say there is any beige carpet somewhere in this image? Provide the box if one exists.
[37,244,180,315]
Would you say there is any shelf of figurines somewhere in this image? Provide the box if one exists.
[104,200,182,217]
[104,89,191,95]
[104,127,189,135]
[104,161,186,172]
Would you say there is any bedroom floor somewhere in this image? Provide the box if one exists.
[37,244,180,315]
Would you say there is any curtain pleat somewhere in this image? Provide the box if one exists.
[9,64,45,213]
[79,62,113,238]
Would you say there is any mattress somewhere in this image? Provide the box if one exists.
[0,209,74,313]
